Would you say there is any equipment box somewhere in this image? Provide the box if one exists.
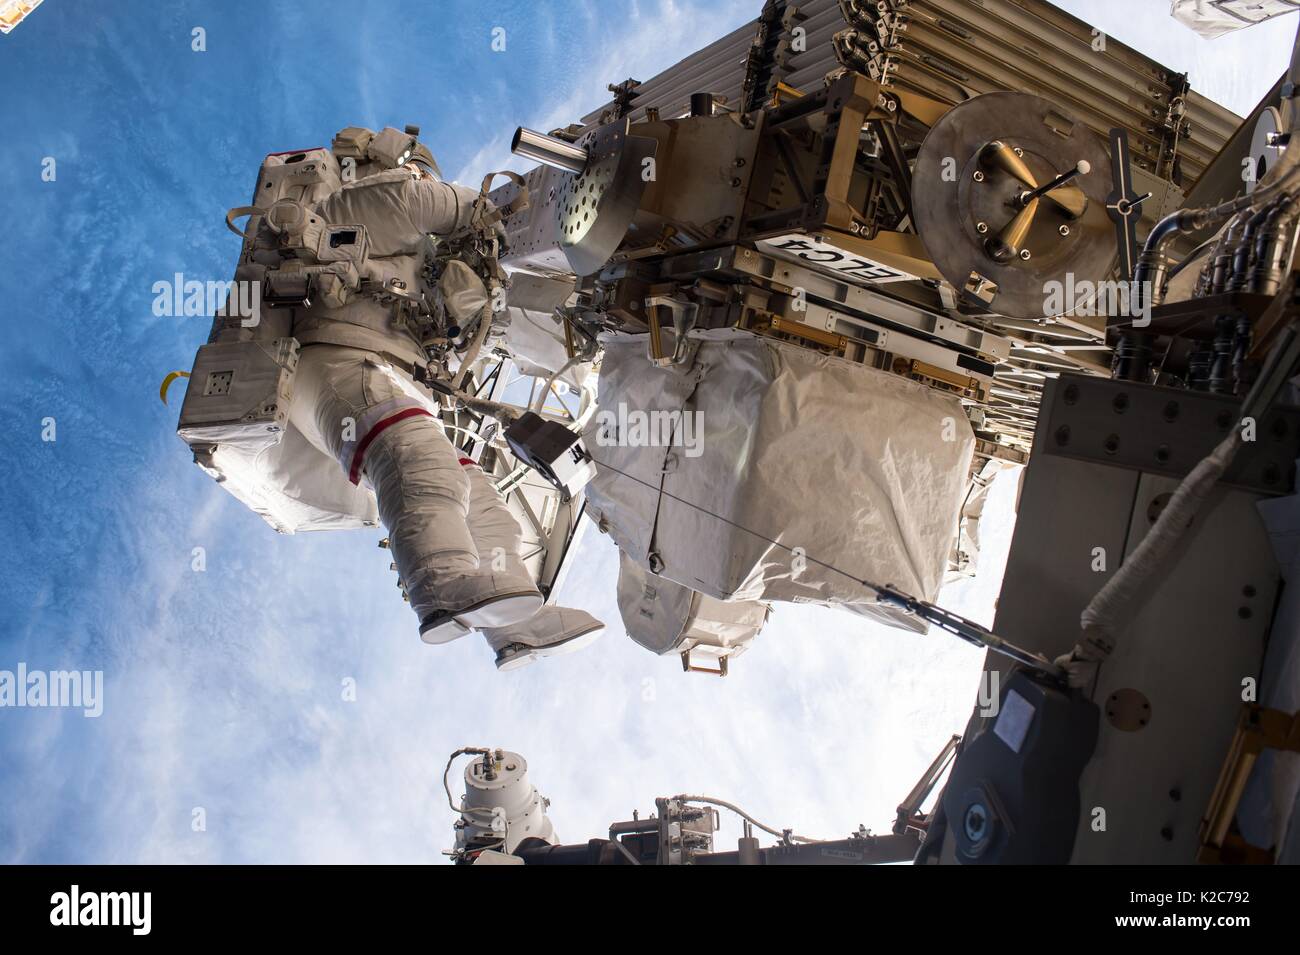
[177,337,300,449]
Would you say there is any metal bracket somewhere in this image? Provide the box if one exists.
[1041,374,1300,496]
[644,295,699,367]
[681,650,728,677]
[1199,705,1300,864]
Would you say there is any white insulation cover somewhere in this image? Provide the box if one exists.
[616,550,770,657]
[1171,1,1300,38]
[197,424,379,535]
[584,329,976,634]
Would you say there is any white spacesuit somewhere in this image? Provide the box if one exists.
[181,125,602,669]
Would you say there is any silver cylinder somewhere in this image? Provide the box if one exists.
[511,126,588,174]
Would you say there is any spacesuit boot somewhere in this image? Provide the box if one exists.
[415,585,545,645]
[483,606,606,671]
[455,460,604,666]
[289,345,542,644]
[416,446,554,643]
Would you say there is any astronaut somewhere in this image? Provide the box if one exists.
[189,125,602,670]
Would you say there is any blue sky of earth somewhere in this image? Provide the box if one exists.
[0,0,1293,862]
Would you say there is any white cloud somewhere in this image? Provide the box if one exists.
[1053,0,1296,116]
[9,0,1294,865]
[452,0,755,185]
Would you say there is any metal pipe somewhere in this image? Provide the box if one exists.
[1251,196,1299,296]
[513,838,631,865]
[1136,176,1299,308]
[1134,15,1300,307]
[1208,210,1252,294]
[511,127,588,174]
[694,833,921,865]
[1226,202,1277,292]
[1017,159,1090,207]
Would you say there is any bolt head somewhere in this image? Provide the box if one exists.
[1019,249,1031,260]
[963,802,989,842]
[1058,224,1070,236]
[976,221,988,234]
[973,170,985,182]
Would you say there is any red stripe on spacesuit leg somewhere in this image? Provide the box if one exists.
[458,458,478,467]
[347,407,435,484]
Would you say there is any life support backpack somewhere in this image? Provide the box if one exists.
[218,131,528,353]
[223,146,370,311]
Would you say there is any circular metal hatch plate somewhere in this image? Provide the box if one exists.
[913,92,1117,319]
